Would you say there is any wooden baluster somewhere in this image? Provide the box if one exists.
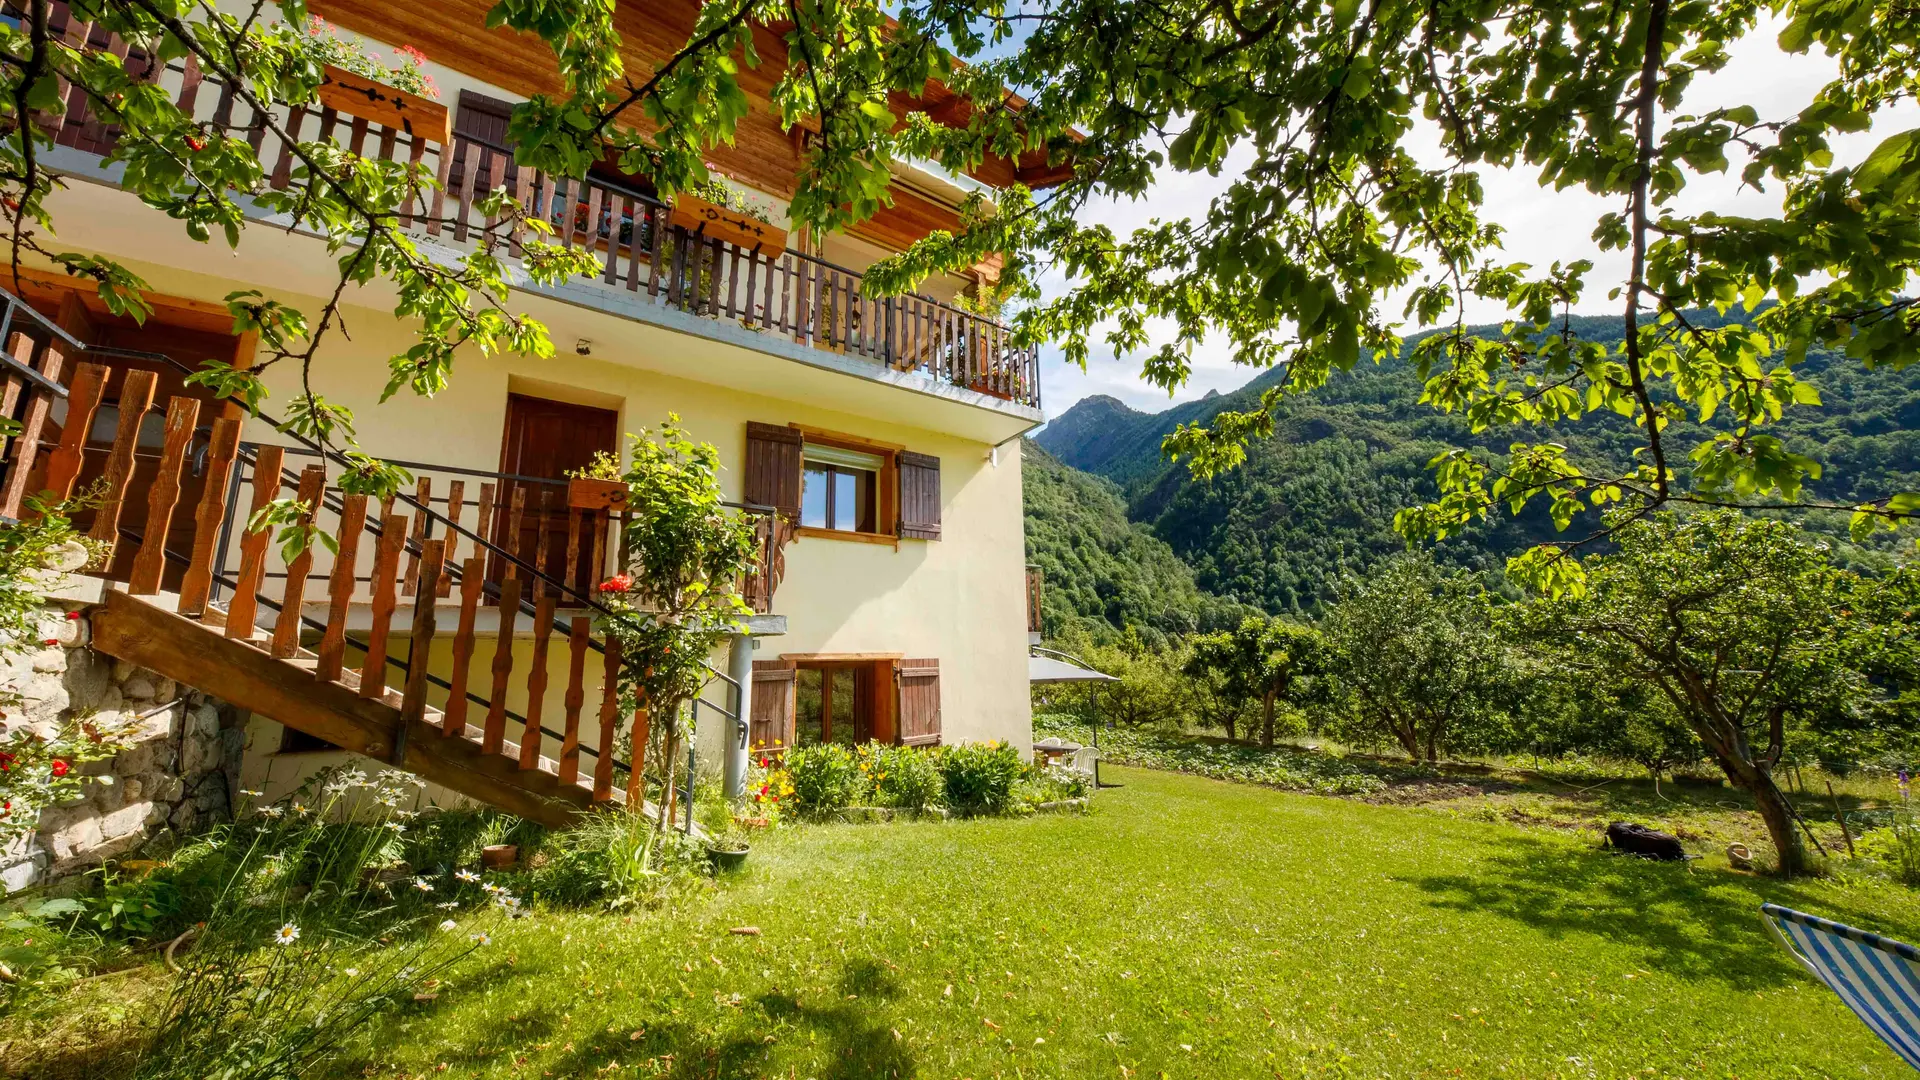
[315,492,368,681]
[742,249,761,328]
[375,125,397,171]
[41,361,104,503]
[667,225,688,308]
[398,538,447,760]
[503,487,526,580]
[269,466,325,658]
[443,554,485,736]
[528,486,549,596]
[176,53,204,115]
[451,139,479,243]
[0,335,65,518]
[603,194,625,284]
[589,507,609,591]
[564,506,582,603]
[0,336,29,428]
[482,576,521,755]
[482,151,507,233]
[177,418,242,618]
[591,636,621,801]
[707,237,724,317]
[399,131,429,229]
[226,445,283,640]
[518,591,556,770]
[582,184,606,257]
[626,696,651,810]
[507,166,529,257]
[85,369,157,558]
[475,481,497,583]
[439,479,464,596]
[269,105,305,189]
[558,617,590,785]
[725,243,742,319]
[127,396,200,594]
[343,113,369,157]
[623,197,645,291]
[647,206,666,297]
[402,476,431,596]
[842,274,857,351]
[426,133,454,236]
[358,514,408,699]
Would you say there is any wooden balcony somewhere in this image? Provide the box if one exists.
[32,8,1043,412]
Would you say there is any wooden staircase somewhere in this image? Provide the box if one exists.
[0,346,778,828]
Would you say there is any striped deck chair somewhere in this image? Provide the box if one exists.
[1762,904,1920,1071]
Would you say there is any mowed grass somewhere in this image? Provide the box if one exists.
[330,766,1920,1080]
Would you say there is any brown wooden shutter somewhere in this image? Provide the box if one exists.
[744,422,804,517]
[897,450,942,540]
[895,658,941,746]
[451,90,518,192]
[750,660,797,753]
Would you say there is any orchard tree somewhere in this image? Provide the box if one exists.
[1321,554,1507,762]
[1518,509,1869,875]
[1183,615,1327,747]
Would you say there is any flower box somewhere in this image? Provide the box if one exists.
[671,193,787,257]
[317,65,450,143]
[568,477,629,512]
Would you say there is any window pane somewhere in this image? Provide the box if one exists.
[854,469,876,533]
[829,669,857,746]
[801,464,830,529]
[795,669,824,746]
[832,468,857,532]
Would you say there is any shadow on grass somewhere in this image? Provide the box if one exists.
[1400,834,1897,991]
[521,957,916,1080]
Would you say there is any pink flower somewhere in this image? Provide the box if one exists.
[399,44,427,64]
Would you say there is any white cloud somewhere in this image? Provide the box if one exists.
[1034,18,1920,419]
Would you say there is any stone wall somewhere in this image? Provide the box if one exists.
[0,589,247,892]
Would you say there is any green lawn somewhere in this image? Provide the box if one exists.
[298,765,1920,1080]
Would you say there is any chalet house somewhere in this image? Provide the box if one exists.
[0,1,1060,826]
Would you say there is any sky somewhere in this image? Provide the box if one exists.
[1030,15,1920,421]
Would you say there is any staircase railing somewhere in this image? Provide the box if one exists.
[0,284,755,822]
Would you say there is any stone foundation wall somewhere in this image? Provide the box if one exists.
[0,593,246,892]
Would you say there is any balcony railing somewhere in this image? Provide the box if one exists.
[32,6,1042,410]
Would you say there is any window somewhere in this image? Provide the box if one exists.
[800,444,883,533]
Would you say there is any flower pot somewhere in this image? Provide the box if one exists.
[705,843,750,872]
[317,65,450,142]
[568,477,629,512]
[481,843,519,869]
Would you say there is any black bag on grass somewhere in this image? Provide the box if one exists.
[1605,821,1686,861]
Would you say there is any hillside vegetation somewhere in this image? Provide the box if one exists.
[1021,444,1249,640]
[1038,309,1920,613]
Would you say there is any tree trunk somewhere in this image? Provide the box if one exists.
[1737,764,1811,876]
[1260,692,1276,748]
[1222,713,1237,742]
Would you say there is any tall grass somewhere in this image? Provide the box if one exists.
[135,768,509,1080]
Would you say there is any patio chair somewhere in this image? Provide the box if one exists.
[1066,745,1101,779]
[1761,903,1920,1070]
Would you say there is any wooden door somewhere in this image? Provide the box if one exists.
[751,660,797,753]
[896,658,941,747]
[494,393,618,590]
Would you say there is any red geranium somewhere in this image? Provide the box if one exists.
[0,752,13,772]
[597,573,633,594]
[50,759,69,778]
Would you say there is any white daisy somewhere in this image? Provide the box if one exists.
[455,869,479,883]
[439,919,458,931]
[436,901,459,910]
[342,967,359,977]
[469,932,491,945]
[412,879,434,892]
[258,805,284,818]
[274,923,300,946]
[384,822,406,833]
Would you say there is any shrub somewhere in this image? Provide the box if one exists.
[862,744,943,811]
[787,744,859,812]
[938,742,1023,816]
[1856,809,1920,886]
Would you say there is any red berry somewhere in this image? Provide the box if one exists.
[185,135,206,152]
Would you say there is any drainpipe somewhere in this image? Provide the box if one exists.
[722,631,755,799]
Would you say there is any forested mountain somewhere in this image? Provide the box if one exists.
[1036,309,1920,615]
[1022,444,1253,641]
